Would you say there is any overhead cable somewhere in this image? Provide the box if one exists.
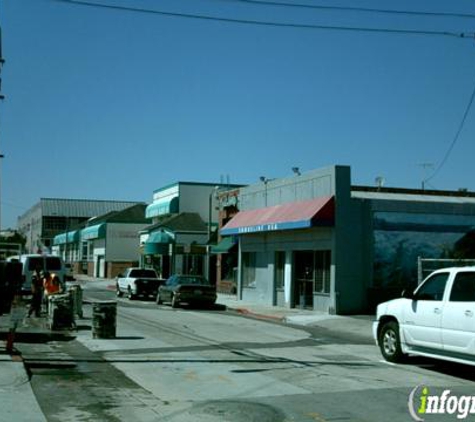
[221,0,475,20]
[48,0,473,39]
[425,77,475,183]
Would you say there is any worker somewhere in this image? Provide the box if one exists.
[43,272,62,297]
[28,267,43,317]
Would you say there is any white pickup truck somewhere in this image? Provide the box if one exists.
[116,267,165,300]
[374,266,475,366]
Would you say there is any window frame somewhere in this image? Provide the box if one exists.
[449,272,475,302]
[414,272,449,301]
[242,252,257,289]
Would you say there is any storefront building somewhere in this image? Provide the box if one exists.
[221,165,475,314]
[143,181,242,282]
[212,188,240,294]
[18,198,141,254]
[140,213,208,278]
[53,204,149,278]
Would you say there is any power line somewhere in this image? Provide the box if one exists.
[220,0,475,20]
[424,77,475,183]
[47,0,473,39]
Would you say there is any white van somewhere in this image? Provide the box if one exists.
[6,254,66,294]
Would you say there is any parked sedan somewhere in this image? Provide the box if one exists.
[156,275,217,308]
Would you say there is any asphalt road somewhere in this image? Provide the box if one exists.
[19,283,475,422]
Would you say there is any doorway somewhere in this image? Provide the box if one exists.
[293,250,332,309]
[294,251,314,309]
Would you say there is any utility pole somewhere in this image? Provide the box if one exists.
[0,23,6,233]
[418,163,434,191]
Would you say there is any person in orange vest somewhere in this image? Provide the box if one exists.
[43,271,62,297]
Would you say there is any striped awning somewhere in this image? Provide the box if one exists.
[145,197,179,218]
[53,230,80,245]
[211,237,236,254]
[144,230,174,255]
[221,196,334,236]
[81,224,106,241]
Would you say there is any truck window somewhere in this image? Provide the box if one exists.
[27,257,44,271]
[46,257,62,271]
[415,273,449,301]
[449,272,475,302]
[129,269,157,278]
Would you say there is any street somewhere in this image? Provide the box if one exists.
[18,282,475,422]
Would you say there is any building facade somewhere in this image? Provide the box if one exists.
[18,198,141,254]
[53,203,149,278]
[143,182,242,282]
[212,188,241,294]
[221,165,475,314]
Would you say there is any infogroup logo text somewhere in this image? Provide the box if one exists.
[408,385,475,421]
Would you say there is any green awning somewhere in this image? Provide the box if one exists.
[211,237,236,254]
[53,230,80,245]
[144,230,174,255]
[81,224,106,241]
[145,197,179,218]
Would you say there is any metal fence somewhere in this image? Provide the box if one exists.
[417,257,475,284]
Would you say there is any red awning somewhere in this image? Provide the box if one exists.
[221,196,334,235]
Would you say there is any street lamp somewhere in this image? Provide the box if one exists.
[260,176,269,207]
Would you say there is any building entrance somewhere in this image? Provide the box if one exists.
[294,251,314,309]
[293,250,332,310]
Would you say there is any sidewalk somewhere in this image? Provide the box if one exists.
[216,294,374,340]
[0,308,49,422]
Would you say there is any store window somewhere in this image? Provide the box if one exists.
[81,242,88,261]
[295,250,332,295]
[182,255,204,276]
[275,252,285,290]
[314,250,331,294]
[242,252,256,288]
[221,253,238,281]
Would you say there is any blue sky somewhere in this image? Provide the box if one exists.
[1,0,475,229]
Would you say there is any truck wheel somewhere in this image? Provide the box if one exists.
[127,287,135,301]
[171,294,179,308]
[156,292,163,305]
[116,285,123,297]
[379,321,405,363]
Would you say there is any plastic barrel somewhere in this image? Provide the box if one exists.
[92,301,117,339]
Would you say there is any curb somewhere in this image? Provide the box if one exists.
[232,307,284,322]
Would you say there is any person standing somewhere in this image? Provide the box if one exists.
[28,267,43,317]
[43,272,61,297]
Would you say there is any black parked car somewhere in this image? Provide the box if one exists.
[156,275,217,308]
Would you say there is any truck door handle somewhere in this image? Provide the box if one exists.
[465,310,473,317]
[434,308,442,314]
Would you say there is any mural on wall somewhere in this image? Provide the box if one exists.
[373,212,475,289]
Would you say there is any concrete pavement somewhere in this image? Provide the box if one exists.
[216,294,374,339]
[0,277,374,421]
[74,274,375,338]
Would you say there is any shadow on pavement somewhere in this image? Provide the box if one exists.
[0,331,76,343]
